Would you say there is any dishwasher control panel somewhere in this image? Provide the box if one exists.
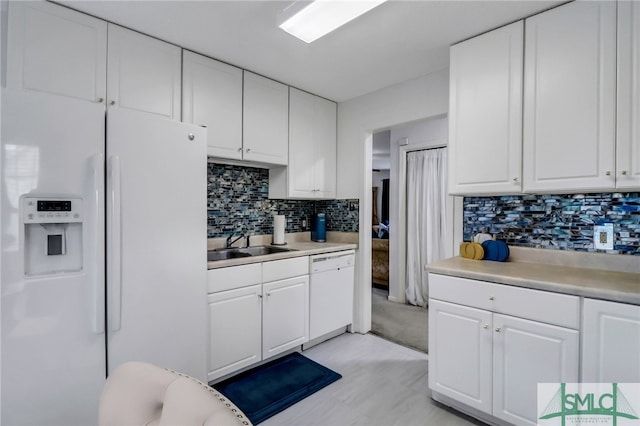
[309,250,355,273]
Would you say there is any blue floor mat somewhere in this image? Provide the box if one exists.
[214,352,342,425]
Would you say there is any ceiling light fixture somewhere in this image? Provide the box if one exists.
[278,0,388,43]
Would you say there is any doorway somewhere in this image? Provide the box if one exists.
[369,118,456,353]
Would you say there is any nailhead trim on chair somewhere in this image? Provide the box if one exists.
[165,368,251,425]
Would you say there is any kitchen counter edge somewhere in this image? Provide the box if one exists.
[427,256,640,305]
[207,242,358,270]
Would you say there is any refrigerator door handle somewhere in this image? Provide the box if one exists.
[92,153,106,334]
[107,155,122,332]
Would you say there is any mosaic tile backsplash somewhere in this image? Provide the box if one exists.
[464,193,640,255]
[207,163,359,238]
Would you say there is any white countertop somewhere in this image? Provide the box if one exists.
[427,247,640,305]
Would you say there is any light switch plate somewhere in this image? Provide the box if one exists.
[593,223,614,250]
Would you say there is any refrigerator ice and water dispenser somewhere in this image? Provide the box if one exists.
[22,196,83,276]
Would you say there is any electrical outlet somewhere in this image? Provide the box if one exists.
[593,223,614,250]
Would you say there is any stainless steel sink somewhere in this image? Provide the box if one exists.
[207,245,296,262]
[237,245,295,256]
[207,250,252,261]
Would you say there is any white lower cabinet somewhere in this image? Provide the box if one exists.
[208,284,262,381]
[207,256,309,382]
[492,314,578,426]
[262,275,309,359]
[429,273,579,426]
[429,300,493,414]
[582,298,640,383]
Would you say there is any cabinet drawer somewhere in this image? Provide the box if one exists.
[207,263,261,293]
[429,273,580,329]
[263,256,309,283]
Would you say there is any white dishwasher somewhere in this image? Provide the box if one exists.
[309,250,356,340]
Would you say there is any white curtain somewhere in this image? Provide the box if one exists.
[405,148,448,307]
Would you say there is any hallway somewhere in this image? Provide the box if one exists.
[370,286,428,353]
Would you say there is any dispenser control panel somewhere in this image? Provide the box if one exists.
[23,197,82,224]
[22,196,84,276]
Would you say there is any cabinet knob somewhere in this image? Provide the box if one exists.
[606,171,612,176]
[188,133,195,141]
[237,147,243,152]
[512,177,519,183]
[109,100,116,106]
[621,170,628,176]
[246,148,251,153]
[483,324,489,329]
[495,327,502,332]
[489,296,495,301]
[266,292,271,297]
[97,97,104,103]
[257,294,263,299]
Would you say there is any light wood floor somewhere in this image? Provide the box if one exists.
[262,333,485,426]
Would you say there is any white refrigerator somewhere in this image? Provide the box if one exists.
[1,88,208,425]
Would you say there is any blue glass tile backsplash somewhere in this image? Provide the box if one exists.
[463,193,640,255]
[207,163,359,238]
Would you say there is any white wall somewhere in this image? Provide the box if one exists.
[336,68,449,333]
[372,130,391,170]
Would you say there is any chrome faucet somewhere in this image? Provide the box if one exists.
[226,232,250,248]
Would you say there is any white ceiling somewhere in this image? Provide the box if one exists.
[60,0,563,102]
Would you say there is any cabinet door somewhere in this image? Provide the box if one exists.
[313,95,337,198]
[492,314,578,426]
[582,298,640,383]
[208,284,262,382]
[182,51,243,160]
[288,88,317,197]
[448,21,523,195]
[107,24,181,120]
[262,275,309,359]
[428,299,493,415]
[617,1,640,189]
[6,1,107,103]
[523,1,616,193]
[243,71,289,165]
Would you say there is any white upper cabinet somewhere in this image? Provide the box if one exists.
[270,88,337,199]
[523,1,616,193]
[107,24,181,120]
[243,71,289,166]
[616,1,640,190]
[182,51,243,159]
[5,1,107,103]
[448,21,523,195]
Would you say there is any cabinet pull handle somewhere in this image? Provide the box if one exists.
[489,296,495,301]
[483,324,489,329]
[109,100,116,106]
[512,177,519,182]
[606,171,612,176]
[621,170,628,176]
[257,294,263,299]
[495,327,502,332]
[97,97,104,103]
